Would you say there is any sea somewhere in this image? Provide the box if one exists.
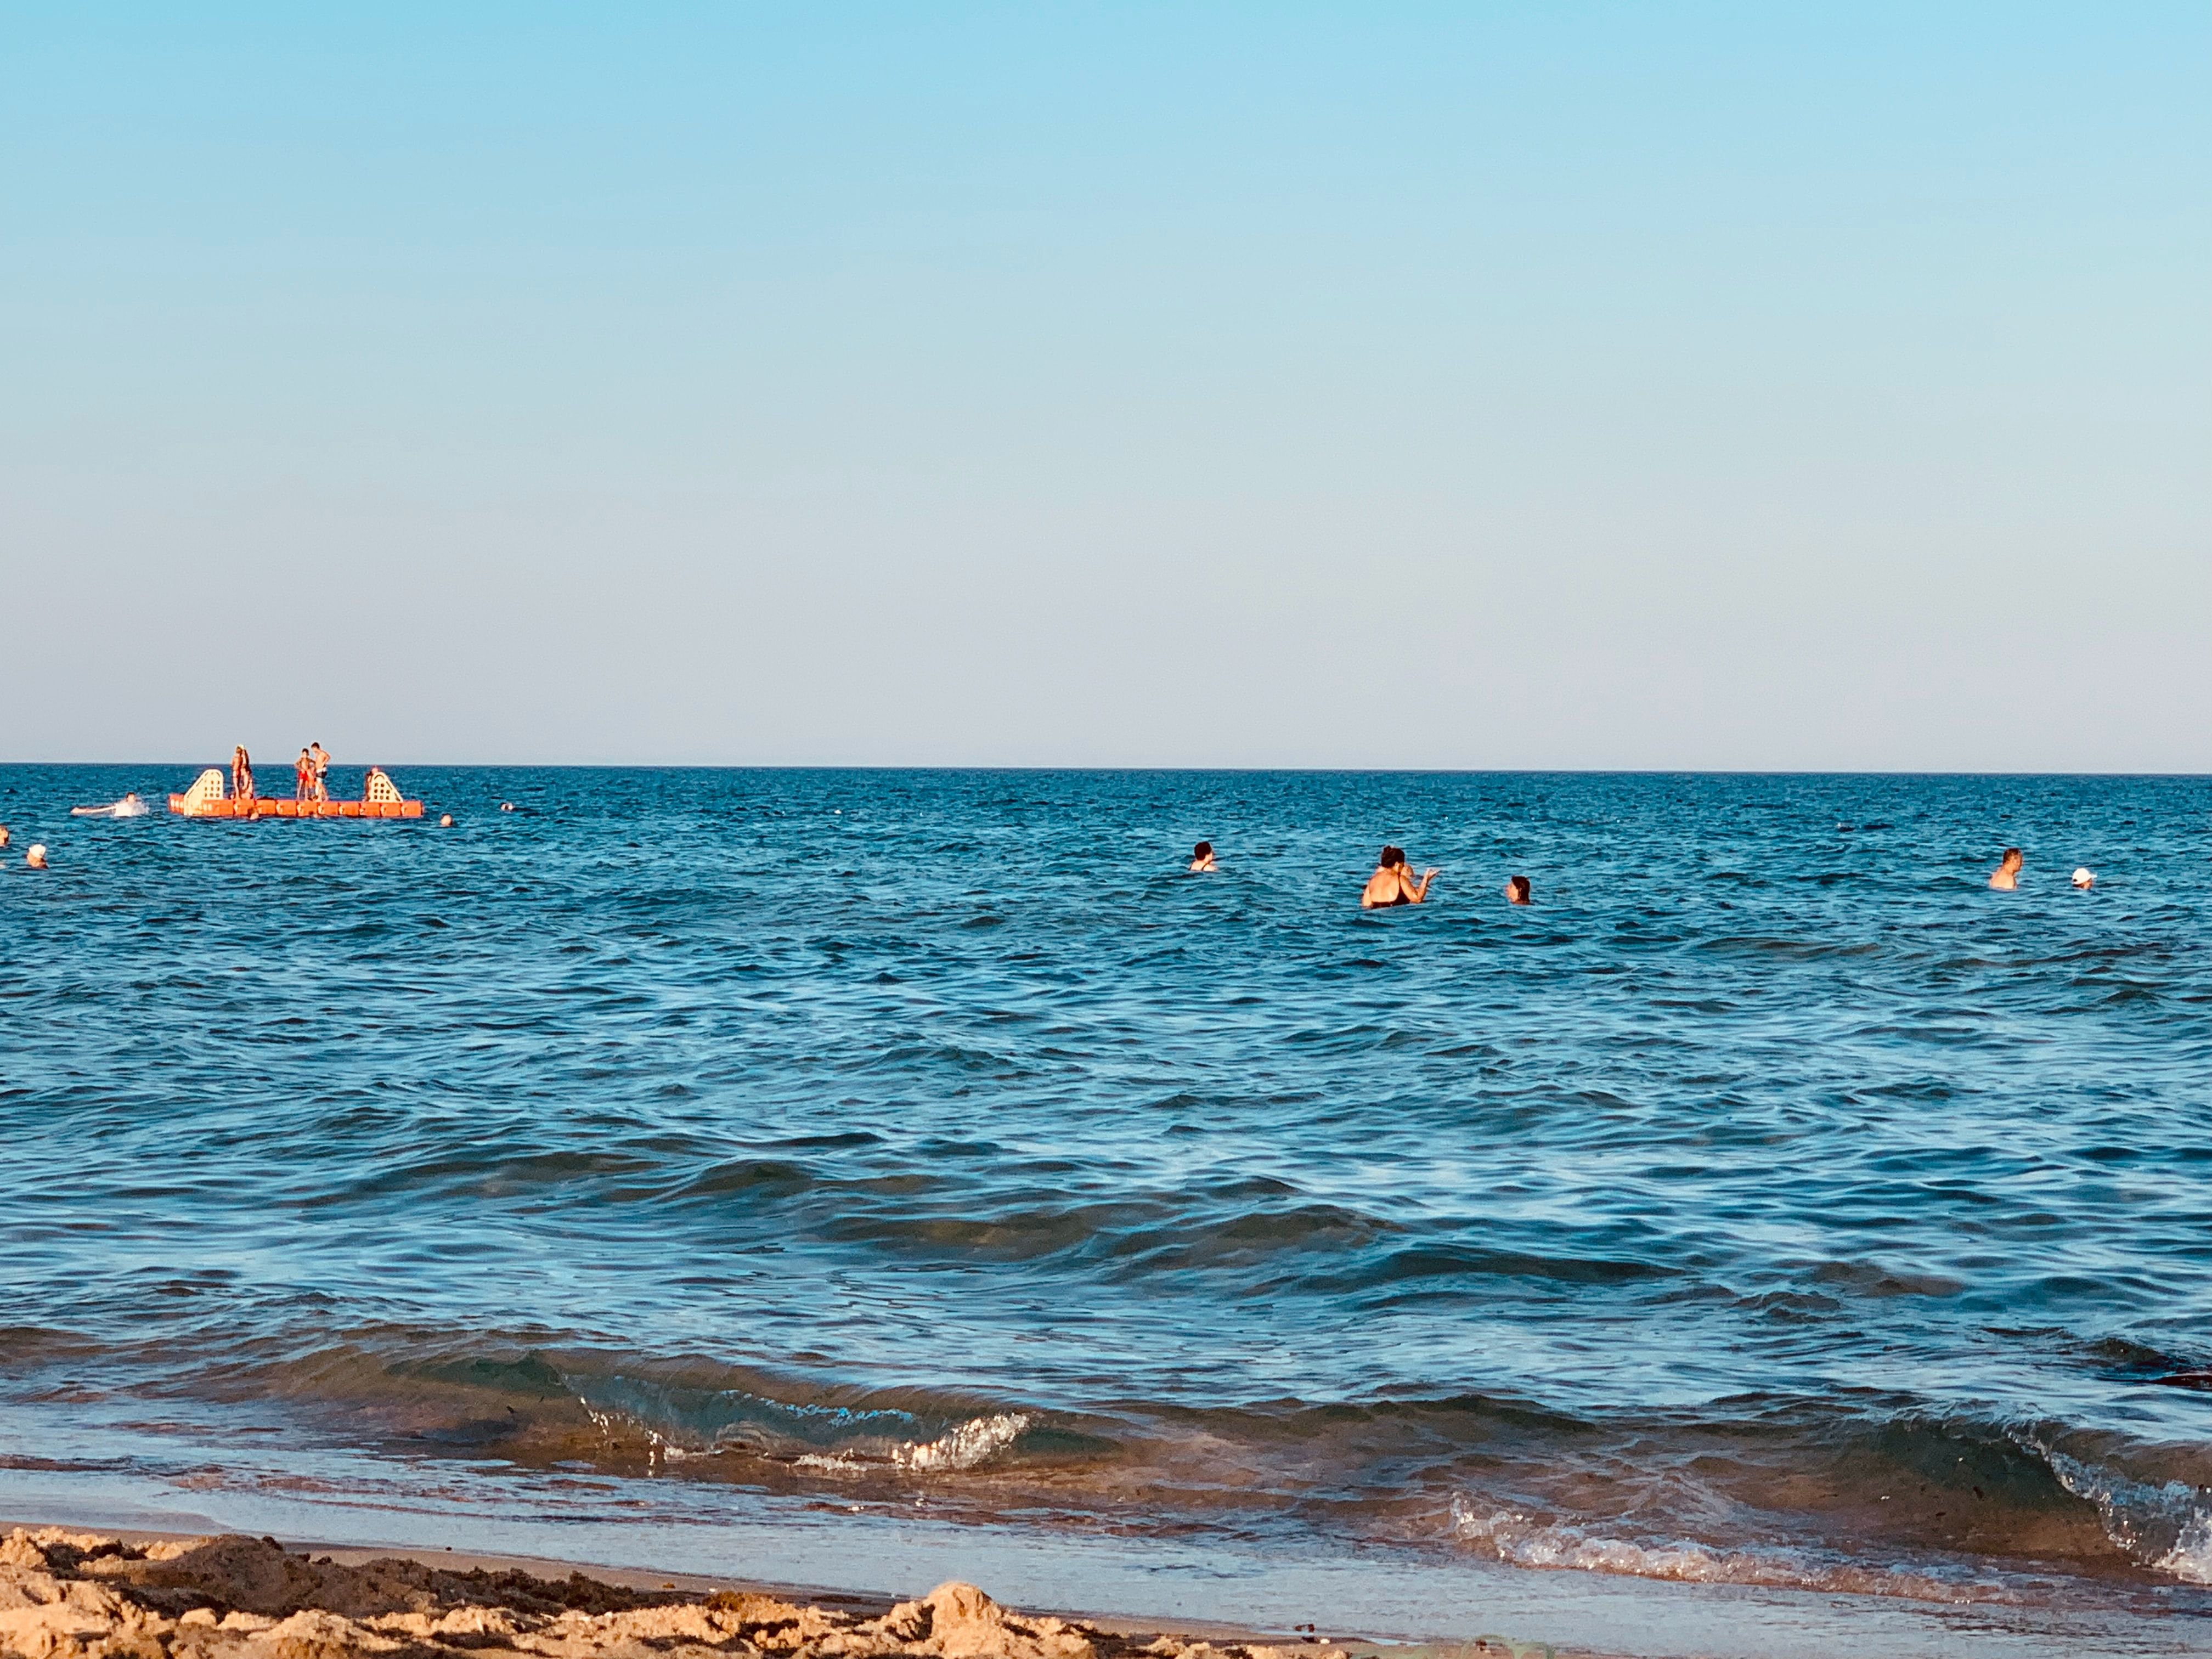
[3,765,2209,1659]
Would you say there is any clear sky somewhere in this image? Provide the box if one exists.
[3,4,2205,769]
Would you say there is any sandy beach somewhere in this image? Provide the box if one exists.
[0,1527,1565,1659]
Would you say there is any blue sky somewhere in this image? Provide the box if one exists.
[3,4,2205,768]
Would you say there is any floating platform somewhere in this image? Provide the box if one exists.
[168,767,424,820]
[170,797,424,819]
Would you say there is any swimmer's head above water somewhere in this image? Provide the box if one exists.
[25,844,48,870]
[1989,848,2024,890]
[1189,840,1216,872]
[1505,874,1532,905]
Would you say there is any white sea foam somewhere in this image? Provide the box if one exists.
[796,1412,1031,1473]
[1451,1501,1733,1581]
[893,1412,1030,1470]
[2035,1443,2212,1585]
[578,1380,1026,1476]
[2159,1509,2212,1585]
[1446,1496,2001,1604]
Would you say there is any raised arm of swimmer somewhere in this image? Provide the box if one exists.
[1361,846,1438,909]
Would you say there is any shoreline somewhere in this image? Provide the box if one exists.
[5,1505,2206,1659]
[0,1522,1576,1659]
[0,1523,1339,1647]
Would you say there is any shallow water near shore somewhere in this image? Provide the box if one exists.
[4,766,2210,1655]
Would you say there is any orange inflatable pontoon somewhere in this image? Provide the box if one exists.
[169,766,424,820]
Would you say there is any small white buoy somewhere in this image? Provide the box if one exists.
[2072,867,2095,889]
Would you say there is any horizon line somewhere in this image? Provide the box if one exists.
[5,760,2210,781]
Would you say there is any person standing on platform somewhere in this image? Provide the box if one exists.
[231,745,254,803]
[294,748,314,802]
[309,742,331,803]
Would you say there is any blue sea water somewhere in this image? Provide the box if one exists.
[3,765,2210,1652]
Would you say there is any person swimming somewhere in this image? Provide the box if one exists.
[70,794,149,819]
[1361,845,1437,909]
[1505,874,1532,905]
[25,844,48,870]
[1189,840,1217,872]
[1989,848,2023,890]
[2072,867,2096,890]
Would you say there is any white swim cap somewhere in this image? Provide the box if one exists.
[26,844,46,859]
[2072,867,2095,888]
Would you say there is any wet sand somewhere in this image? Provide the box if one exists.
[0,1528,1589,1659]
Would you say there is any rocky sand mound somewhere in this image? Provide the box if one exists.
[0,1531,1352,1659]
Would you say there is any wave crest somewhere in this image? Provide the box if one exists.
[569,1370,1035,1476]
[798,1413,1032,1474]
[2032,1441,2212,1584]
[1447,1497,2001,1602]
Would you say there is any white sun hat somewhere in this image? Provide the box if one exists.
[2071,867,2095,888]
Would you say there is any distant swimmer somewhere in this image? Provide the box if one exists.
[1188,840,1217,872]
[294,748,314,802]
[25,844,48,870]
[439,814,454,828]
[1989,848,2023,891]
[71,793,149,819]
[231,745,254,802]
[1505,874,1532,905]
[2072,867,2096,889]
[0,825,10,850]
[1361,845,1437,909]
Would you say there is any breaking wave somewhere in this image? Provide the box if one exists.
[549,1365,1040,1477]
[798,1413,1033,1473]
[1448,1496,2009,1602]
[2034,1441,2212,1585]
